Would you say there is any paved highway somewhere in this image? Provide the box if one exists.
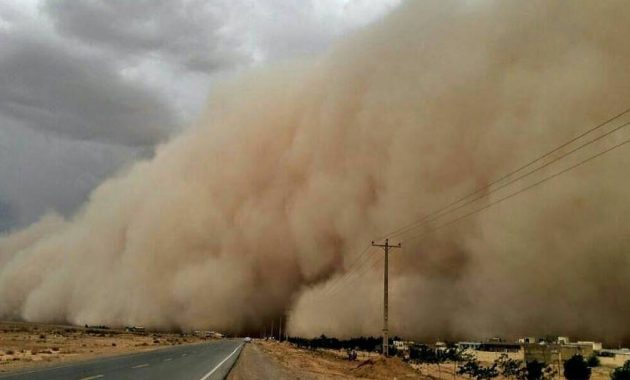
[0,340,243,380]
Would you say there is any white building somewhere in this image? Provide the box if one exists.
[456,342,481,351]
[518,337,537,344]
[393,340,413,352]
[577,341,602,351]
[557,336,570,345]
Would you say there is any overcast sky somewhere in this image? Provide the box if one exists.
[0,0,400,232]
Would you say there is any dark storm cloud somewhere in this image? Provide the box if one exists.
[43,0,248,73]
[0,200,17,233]
[0,0,398,231]
[0,30,175,147]
[0,120,142,230]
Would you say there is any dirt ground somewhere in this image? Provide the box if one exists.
[228,341,312,380]
[0,320,208,373]
[229,340,423,379]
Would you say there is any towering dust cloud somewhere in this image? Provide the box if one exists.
[1,1,630,341]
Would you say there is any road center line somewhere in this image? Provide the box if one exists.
[78,375,104,380]
[164,357,172,361]
[132,363,149,369]
[199,344,243,380]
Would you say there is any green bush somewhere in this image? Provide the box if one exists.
[611,360,630,380]
[526,360,557,380]
[586,354,600,368]
[458,357,499,380]
[495,353,525,379]
[563,355,591,380]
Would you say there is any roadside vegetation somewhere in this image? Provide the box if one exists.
[288,335,387,352]
[611,360,630,380]
[286,337,628,380]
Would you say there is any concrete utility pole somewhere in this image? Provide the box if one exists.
[372,238,401,357]
[279,318,282,342]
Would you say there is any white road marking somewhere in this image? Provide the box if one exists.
[164,357,173,361]
[78,376,104,380]
[182,353,188,357]
[0,349,154,378]
[132,363,149,369]
[199,344,242,380]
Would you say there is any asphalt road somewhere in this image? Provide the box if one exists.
[0,340,243,380]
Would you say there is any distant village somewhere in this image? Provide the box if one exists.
[391,336,630,366]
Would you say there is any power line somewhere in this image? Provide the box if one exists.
[321,245,372,294]
[325,249,384,297]
[322,107,630,302]
[377,114,630,241]
[374,107,630,241]
[326,254,382,297]
[403,137,630,243]
[392,119,630,240]
[319,109,629,357]
[324,249,379,296]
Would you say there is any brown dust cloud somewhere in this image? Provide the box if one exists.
[1,1,630,343]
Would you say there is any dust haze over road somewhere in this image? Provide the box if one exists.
[1,0,630,342]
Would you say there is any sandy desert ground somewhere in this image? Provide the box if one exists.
[0,321,208,373]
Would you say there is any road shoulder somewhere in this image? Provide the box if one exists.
[228,340,422,379]
[228,342,311,380]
